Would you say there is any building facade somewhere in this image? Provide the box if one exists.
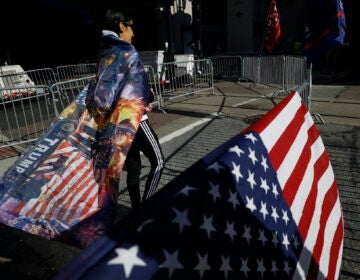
[155,0,306,59]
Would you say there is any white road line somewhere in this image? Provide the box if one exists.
[232,98,259,107]
[158,92,274,145]
[159,112,220,145]
[231,92,274,108]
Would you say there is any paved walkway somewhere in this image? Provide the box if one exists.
[0,81,359,279]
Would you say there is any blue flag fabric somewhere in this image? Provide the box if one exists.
[305,0,346,67]
[56,92,343,279]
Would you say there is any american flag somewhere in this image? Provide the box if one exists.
[305,0,347,67]
[0,102,137,248]
[264,0,281,53]
[0,117,117,248]
[56,92,343,279]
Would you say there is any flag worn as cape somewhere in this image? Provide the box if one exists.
[0,39,150,249]
[56,91,343,279]
[305,0,346,67]
[264,0,281,53]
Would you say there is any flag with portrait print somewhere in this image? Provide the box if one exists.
[56,91,343,280]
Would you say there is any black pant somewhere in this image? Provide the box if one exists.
[125,119,164,209]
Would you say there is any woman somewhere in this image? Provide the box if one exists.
[89,8,164,210]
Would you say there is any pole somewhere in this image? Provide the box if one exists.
[191,0,201,59]
[256,0,273,85]
[165,0,175,62]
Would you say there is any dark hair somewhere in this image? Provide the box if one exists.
[103,9,132,33]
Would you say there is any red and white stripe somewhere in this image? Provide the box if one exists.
[18,142,106,226]
[250,92,344,279]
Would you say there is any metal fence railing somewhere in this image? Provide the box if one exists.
[56,63,97,82]
[156,58,214,103]
[210,55,320,122]
[0,76,97,150]
[0,64,96,91]
[293,64,324,123]
[50,76,96,116]
[0,67,58,89]
[230,55,308,94]
[0,55,313,150]
[241,55,285,90]
[144,65,163,112]
[209,56,243,81]
[284,55,308,92]
[0,85,55,149]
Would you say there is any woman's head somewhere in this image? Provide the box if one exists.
[103,9,134,44]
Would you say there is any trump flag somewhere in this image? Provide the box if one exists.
[264,0,281,53]
[305,0,346,67]
[56,92,343,279]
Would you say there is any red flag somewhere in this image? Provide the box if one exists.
[264,0,281,53]
[57,92,343,279]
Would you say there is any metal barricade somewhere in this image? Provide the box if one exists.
[50,76,96,115]
[241,56,259,82]
[295,79,311,109]
[56,63,96,82]
[293,64,324,123]
[157,58,214,102]
[241,55,307,93]
[0,85,56,149]
[0,57,316,150]
[241,55,285,90]
[0,67,58,88]
[0,76,96,150]
[284,55,307,92]
[210,55,243,81]
[144,65,163,112]
[240,55,307,93]
[257,55,285,90]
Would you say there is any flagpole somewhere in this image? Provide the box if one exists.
[259,0,273,58]
[254,0,273,86]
